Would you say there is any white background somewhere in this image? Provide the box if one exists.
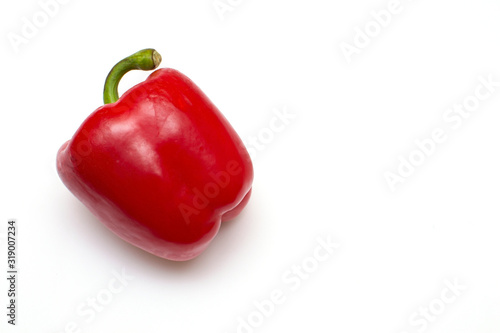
[1,0,500,332]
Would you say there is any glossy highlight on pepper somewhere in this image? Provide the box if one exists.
[57,49,253,261]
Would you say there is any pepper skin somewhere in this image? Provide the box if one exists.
[57,49,253,261]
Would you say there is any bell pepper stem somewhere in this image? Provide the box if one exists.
[103,49,162,104]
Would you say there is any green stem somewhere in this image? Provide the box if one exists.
[103,49,162,104]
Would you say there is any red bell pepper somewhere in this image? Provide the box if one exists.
[57,49,253,261]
